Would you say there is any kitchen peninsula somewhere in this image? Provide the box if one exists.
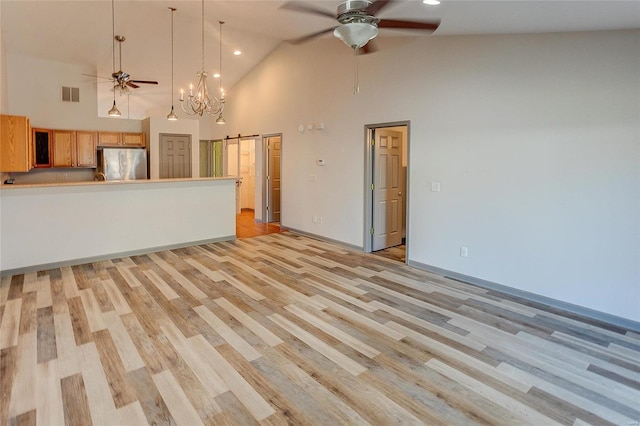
[0,177,238,274]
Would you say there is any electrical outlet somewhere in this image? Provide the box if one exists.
[460,246,469,257]
[312,215,318,224]
[318,217,323,224]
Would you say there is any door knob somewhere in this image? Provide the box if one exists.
[398,192,402,196]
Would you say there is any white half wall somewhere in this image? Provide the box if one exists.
[216,30,640,323]
[0,179,236,273]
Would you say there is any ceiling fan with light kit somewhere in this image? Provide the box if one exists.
[110,35,158,93]
[283,0,440,53]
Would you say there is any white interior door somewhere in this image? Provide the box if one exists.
[224,139,241,214]
[372,128,403,251]
[240,139,255,210]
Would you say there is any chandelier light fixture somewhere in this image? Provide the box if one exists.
[107,0,121,117]
[180,0,225,120]
[167,7,178,121]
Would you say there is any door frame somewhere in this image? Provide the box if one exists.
[262,133,282,224]
[363,121,410,259]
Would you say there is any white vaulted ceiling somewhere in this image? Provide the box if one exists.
[2,0,639,119]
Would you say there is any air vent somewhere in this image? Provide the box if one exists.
[62,86,80,103]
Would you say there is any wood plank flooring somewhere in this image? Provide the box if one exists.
[1,233,639,425]
[236,209,282,239]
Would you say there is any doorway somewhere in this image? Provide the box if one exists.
[262,134,282,223]
[199,140,223,177]
[159,134,191,178]
[364,122,409,260]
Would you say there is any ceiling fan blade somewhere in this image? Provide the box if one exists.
[82,73,112,80]
[288,27,337,45]
[359,39,378,55]
[130,80,159,85]
[126,81,140,89]
[366,0,395,16]
[377,19,440,31]
[280,1,335,19]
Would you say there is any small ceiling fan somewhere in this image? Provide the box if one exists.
[282,0,440,53]
[110,35,158,92]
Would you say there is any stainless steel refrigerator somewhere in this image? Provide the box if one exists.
[95,148,147,181]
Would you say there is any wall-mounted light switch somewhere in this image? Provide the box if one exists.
[431,182,441,192]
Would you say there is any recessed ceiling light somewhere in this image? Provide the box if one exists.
[233,50,242,56]
[213,73,221,78]
[423,0,440,5]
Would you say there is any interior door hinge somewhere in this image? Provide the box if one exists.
[266,206,269,211]
[371,139,375,146]
[370,228,375,235]
[371,183,375,190]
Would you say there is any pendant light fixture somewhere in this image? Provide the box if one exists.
[167,7,178,121]
[180,0,225,118]
[107,0,121,117]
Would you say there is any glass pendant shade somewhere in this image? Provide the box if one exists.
[167,106,178,121]
[333,23,378,50]
[108,100,121,117]
[215,113,225,125]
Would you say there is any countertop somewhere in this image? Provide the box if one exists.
[0,176,241,190]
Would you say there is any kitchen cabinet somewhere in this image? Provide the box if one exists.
[75,131,98,167]
[32,128,52,168]
[75,131,97,167]
[51,130,97,168]
[121,133,145,147]
[98,131,120,147]
[0,115,32,172]
[98,132,145,147]
[52,130,75,167]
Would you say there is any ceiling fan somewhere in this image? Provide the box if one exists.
[283,0,440,53]
[110,35,158,93]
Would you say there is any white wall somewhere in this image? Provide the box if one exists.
[218,30,640,322]
[0,179,236,272]
[143,116,200,179]
[5,54,141,132]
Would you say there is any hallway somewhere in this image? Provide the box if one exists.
[236,209,282,239]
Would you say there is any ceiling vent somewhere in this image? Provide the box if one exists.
[62,86,80,103]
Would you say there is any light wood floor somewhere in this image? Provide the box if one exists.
[1,233,639,425]
[236,209,282,239]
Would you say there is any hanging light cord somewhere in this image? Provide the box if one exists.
[219,21,224,98]
[201,0,205,71]
[111,0,115,75]
[354,49,360,94]
[170,8,176,105]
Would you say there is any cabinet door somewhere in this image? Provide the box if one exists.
[75,131,97,167]
[98,132,120,147]
[32,128,52,168]
[52,130,75,167]
[0,115,32,172]
[121,133,145,147]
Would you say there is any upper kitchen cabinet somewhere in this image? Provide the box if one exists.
[52,130,75,167]
[32,128,52,168]
[98,131,120,147]
[121,133,145,147]
[51,130,96,168]
[0,115,32,172]
[98,132,145,148]
[75,131,97,167]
